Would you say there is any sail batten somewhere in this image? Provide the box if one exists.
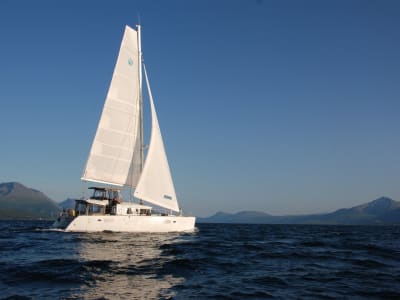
[106,96,137,107]
[88,154,132,162]
[95,127,136,137]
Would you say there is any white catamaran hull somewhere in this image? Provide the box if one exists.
[62,215,196,233]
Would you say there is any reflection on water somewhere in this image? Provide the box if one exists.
[0,220,198,299]
[75,232,195,299]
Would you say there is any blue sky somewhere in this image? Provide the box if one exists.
[1,0,399,217]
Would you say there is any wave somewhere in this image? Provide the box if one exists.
[1,221,400,299]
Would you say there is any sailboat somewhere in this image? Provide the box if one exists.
[53,25,196,232]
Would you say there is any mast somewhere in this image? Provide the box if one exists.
[137,25,144,172]
[137,25,144,205]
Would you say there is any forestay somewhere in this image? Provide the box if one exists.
[82,26,142,187]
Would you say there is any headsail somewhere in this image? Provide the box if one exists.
[134,65,180,212]
[82,26,142,187]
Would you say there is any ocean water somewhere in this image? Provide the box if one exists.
[0,221,399,299]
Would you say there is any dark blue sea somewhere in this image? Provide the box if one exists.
[1,221,400,299]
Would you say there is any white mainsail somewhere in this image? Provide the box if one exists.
[134,65,180,212]
[82,26,142,187]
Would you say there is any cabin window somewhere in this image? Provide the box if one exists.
[89,204,105,215]
[76,203,88,215]
[108,190,120,201]
[92,190,107,200]
[140,209,151,216]
[127,208,132,214]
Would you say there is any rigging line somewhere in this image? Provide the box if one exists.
[137,24,144,205]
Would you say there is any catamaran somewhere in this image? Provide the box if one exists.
[53,25,195,232]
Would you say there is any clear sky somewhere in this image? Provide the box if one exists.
[1,0,399,217]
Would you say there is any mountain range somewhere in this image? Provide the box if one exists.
[0,182,61,220]
[198,197,400,225]
[1,181,399,224]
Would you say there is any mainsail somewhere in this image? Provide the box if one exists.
[82,26,142,187]
[134,65,180,212]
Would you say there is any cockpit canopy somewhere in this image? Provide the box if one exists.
[89,187,121,202]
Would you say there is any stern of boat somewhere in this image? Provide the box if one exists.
[52,209,76,230]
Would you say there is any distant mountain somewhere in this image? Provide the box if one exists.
[198,197,400,225]
[300,197,400,224]
[0,182,61,220]
[202,211,276,224]
[59,198,76,210]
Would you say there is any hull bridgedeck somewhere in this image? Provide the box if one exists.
[53,214,196,233]
[53,189,195,233]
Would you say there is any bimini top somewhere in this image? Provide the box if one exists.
[86,199,108,206]
[75,199,108,206]
[88,187,122,191]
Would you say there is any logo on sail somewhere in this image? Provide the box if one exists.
[163,195,173,200]
[128,58,133,66]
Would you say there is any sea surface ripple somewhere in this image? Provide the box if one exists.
[0,221,400,299]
